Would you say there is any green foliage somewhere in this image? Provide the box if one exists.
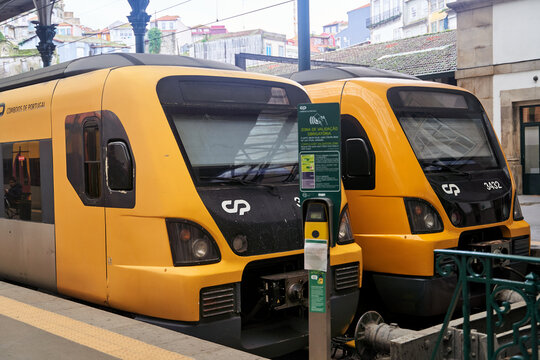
[148,27,162,54]
[15,49,40,56]
[0,32,5,42]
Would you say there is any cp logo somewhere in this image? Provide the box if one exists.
[0,103,5,117]
[442,184,460,196]
[221,199,251,216]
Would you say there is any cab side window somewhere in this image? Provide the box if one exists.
[341,115,376,190]
[66,111,135,208]
[83,120,101,199]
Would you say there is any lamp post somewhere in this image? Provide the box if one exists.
[297,0,310,71]
[32,0,56,67]
[127,0,151,53]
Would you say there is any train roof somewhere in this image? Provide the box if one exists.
[0,53,241,92]
[287,66,418,86]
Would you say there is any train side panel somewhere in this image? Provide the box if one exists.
[0,82,56,290]
[51,70,110,304]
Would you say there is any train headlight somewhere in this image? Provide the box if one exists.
[423,213,435,229]
[166,219,220,265]
[404,198,443,234]
[192,238,210,259]
[337,207,354,245]
[513,191,524,221]
[232,234,248,253]
[450,209,463,226]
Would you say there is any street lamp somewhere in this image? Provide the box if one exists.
[127,0,151,53]
[32,0,56,67]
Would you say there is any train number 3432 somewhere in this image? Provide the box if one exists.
[484,181,502,191]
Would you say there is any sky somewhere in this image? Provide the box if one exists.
[63,0,369,37]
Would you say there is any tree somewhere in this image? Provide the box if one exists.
[0,32,5,42]
[148,28,162,54]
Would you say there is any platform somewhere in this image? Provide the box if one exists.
[0,280,264,360]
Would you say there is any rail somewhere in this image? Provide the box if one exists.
[431,249,540,360]
[366,7,402,29]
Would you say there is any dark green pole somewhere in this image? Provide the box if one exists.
[297,0,310,71]
[127,0,151,53]
[32,0,56,67]
[33,23,56,66]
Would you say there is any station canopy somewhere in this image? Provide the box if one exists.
[0,0,35,22]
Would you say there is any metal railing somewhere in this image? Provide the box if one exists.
[366,7,402,28]
[431,249,540,360]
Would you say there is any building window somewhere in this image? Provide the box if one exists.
[440,18,448,30]
[431,21,438,32]
[83,120,101,199]
[278,45,284,56]
[169,22,173,30]
[430,0,446,11]
[265,44,272,56]
[373,0,380,15]
[409,5,417,19]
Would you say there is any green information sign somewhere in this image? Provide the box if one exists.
[308,270,326,313]
[298,103,341,244]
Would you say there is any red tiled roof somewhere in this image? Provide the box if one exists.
[156,15,179,21]
[350,4,370,12]
[251,30,457,77]
[323,20,347,27]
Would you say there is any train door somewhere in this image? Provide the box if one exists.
[51,72,109,304]
[521,105,540,195]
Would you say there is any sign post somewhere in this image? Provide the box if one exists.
[298,103,341,359]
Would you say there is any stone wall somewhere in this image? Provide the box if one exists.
[0,41,42,78]
[453,1,494,120]
[1,56,43,77]
[450,0,540,193]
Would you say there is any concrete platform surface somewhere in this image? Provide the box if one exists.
[519,195,540,252]
[0,281,265,360]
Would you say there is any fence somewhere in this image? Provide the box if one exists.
[432,249,540,360]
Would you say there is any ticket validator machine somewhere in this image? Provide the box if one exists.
[303,198,334,359]
[298,102,341,359]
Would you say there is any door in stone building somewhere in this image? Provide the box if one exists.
[521,106,540,195]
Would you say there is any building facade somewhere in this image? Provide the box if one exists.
[19,35,129,63]
[109,22,135,51]
[336,4,371,48]
[323,21,348,35]
[0,40,42,77]
[368,0,456,43]
[192,29,286,65]
[0,2,65,43]
[449,0,540,194]
[149,15,192,55]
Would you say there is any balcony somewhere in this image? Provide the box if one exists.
[366,7,402,28]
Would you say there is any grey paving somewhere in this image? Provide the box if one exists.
[519,195,540,244]
[0,281,265,360]
[0,314,118,360]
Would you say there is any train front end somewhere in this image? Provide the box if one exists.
[102,66,362,358]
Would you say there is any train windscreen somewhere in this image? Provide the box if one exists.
[388,88,501,172]
[157,76,310,184]
[171,109,298,184]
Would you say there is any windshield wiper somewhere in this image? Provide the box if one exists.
[424,161,472,179]
[199,176,278,194]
